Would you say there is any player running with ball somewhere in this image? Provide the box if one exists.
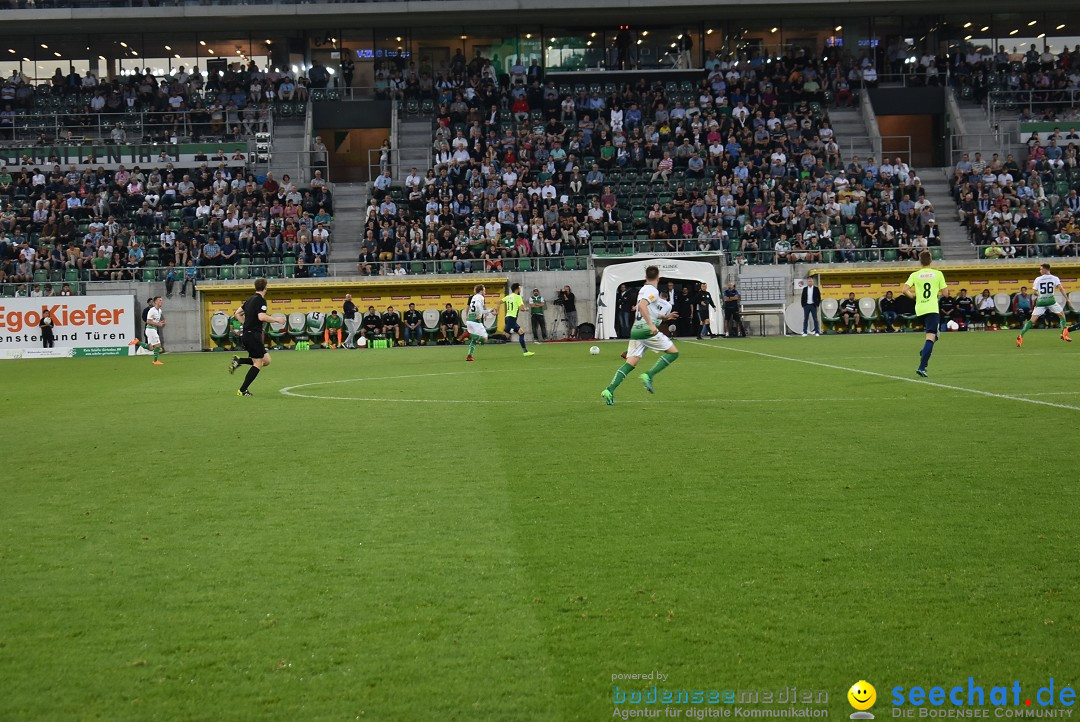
[602,265,680,406]
[129,296,165,365]
[465,284,488,362]
[1017,263,1071,347]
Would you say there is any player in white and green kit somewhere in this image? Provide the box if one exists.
[465,284,488,362]
[1017,263,1070,346]
[129,296,165,365]
[601,265,680,405]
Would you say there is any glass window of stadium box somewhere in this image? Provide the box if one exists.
[0,36,47,83]
[308,31,352,92]
[338,30,376,94]
[542,25,700,72]
[980,12,1080,55]
[543,30,601,72]
[131,34,193,79]
[642,26,702,70]
[723,22,790,65]
[518,28,543,74]
[458,26,522,77]
[701,24,737,65]
[371,30,406,72]
[6,34,92,84]
[409,26,453,86]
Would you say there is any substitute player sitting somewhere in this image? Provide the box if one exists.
[1017,263,1071,346]
[323,309,343,348]
[601,265,680,405]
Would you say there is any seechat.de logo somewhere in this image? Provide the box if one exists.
[849,681,878,719]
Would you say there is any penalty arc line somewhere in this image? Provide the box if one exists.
[686,341,1080,412]
[279,365,600,393]
[279,367,912,405]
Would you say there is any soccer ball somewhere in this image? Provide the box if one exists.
[946,320,960,331]
[589,346,600,355]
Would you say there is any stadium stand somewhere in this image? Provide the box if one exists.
[0,64,314,144]
[948,48,1080,259]
[368,52,943,272]
[0,154,334,297]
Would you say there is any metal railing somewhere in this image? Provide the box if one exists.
[854,72,952,89]
[987,90,1080,145]
[859,91,881,161]
[948,132,1013,166]
[12,256,594,290]
[974,243,1077,260]
[367,146,432,186]
[1,110,271,146]
[725,246,938,265]
[590,238,723,256]
[593,233,942,264]
[263,149,330,187]
[848,135,912,165]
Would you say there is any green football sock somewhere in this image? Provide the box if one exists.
[646,351,679,377]
[1060,316,1068,329]
[136,341,150,350]
[1020,320,1033,337]
[606,363,635,393]
[468,337,476,355]
[153,347,160,361]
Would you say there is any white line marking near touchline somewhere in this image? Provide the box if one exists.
[686,341,1080,412]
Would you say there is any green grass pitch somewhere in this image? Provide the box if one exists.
[2,331,1079,720]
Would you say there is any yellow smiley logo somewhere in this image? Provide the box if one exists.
[848,681,877,711]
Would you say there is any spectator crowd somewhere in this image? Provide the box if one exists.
[0,60,328,144]
[0,158,334,294]
[364,48,943,273]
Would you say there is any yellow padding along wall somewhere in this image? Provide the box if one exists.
[811,263,1080,300]
[199,277,508,349]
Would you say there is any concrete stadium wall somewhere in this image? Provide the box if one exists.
[503,269,596,341]
[720,264,797,336]
[86,281,203,353]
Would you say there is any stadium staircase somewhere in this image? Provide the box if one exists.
[268,117,310,184]
[920,172,969,260]
[394,119,433,180]
[956,103,994,147]
[328,183,367,264]
[829,106,875,163]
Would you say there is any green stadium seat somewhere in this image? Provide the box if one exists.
[858,297,879,332]
[820,298,840,334]
[267,315,288,349]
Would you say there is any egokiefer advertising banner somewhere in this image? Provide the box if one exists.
[0,295,136,359]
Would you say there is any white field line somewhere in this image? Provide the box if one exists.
[279,368,910,405]
[686,341,1080,412]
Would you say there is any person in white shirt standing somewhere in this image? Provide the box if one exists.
[601,265,681,406]
[129,296,165,364]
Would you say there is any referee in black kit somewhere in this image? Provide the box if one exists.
[228,278,286,396]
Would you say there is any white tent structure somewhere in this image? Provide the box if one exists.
[595,258,722,340]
